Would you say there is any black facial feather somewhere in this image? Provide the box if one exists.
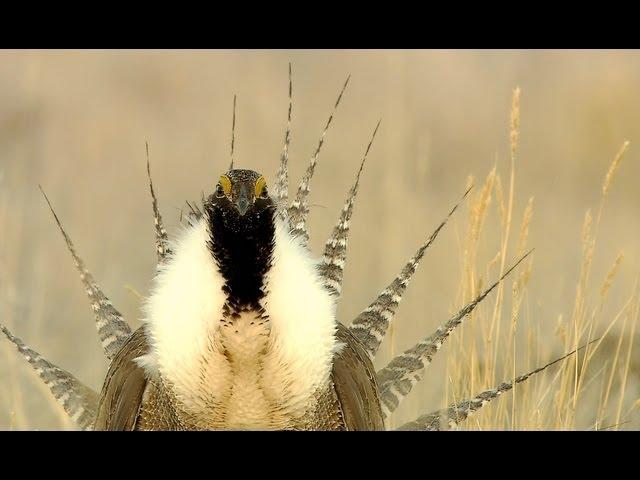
[204,169,276,310]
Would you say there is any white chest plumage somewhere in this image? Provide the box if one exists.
[138,217,338,429]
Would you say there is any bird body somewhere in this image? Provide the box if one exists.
[95,170,383,430]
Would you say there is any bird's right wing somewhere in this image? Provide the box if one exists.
[94,327,150,431]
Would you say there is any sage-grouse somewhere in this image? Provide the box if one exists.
[1,67,577,430]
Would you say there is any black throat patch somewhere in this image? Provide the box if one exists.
[204,198,276,312]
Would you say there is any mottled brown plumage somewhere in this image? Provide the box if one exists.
[94,324,383,431]
[94,327,149,430]
[332,324,385,430]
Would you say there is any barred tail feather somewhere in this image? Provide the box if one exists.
[146,143,171,263]
[39,187,132,360]
[318,120,381,298]
[348,187,473,359]
[397,341,590,430]
[229,94,237,171]
[375,250,533,418]
[288,75,350,244]
[275,63,293,221]
[1,324,98,430]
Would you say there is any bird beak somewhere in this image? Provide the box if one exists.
[233,187,252,216]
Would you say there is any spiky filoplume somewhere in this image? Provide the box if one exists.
[397,343,588,430]
[274,63,293,221]
[288,75,350,244]
[318,120,381,298]
[39,187,132,360]
[146,143,171,263]
[348,187,473,359]
[0,324,98,430]
[229,94,237,171]
[375,250,533,418]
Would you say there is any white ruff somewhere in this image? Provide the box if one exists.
[139,216,337,429]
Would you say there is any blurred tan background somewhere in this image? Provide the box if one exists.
[0,50,638,429]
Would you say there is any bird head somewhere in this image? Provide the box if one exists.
[205,169,275,233]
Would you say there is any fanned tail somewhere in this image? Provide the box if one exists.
[348,187,473,359]
[375,250,534,417]
[39,187,132,360]
[146,143,171,263]
[1,323,98,430]
[397,341,591,430]
[288,75,350,244]
[275,63,293,221]
[318,120,381,298]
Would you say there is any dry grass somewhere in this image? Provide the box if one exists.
[442,91,638,430]
[1,51,639,430]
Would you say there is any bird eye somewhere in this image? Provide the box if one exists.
[218,175,232,197]
[255,176,268,199]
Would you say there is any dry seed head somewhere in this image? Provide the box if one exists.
[487,250,502,273]
[510,87,521,161]
[495,174,506,228]
[582,209,593,250]
[600,253,624,299]
[555,314,567,343]
[518,196,535,256]
[603,140,630,196]
[516,257,533,293]
[512,253,533,315]
[469,167,497,245]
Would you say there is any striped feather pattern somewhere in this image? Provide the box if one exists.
[1,324,98,431]
[348,188,472,359]
[146,143,171,263]
[274,63,293,222]
[376,250,533,417]
[40,187,132,360]
[318,120,380,298]
[397,342,585,430]
[288,75,350,244]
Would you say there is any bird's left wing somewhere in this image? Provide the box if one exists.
[331,323,385,431]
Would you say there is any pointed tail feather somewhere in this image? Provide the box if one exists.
[229,94,237,171]
[275,63,293,221]
[146,143,171,263]
[39,187,132,360]
[348,187,473,359]
[288,75,351,244]
[396,341,591,430]
[376,250,533,417]
[1,323,98,430]
[318,120,380,298]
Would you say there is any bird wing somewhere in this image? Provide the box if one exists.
[331,322,385,431]
[94,327,150,431]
